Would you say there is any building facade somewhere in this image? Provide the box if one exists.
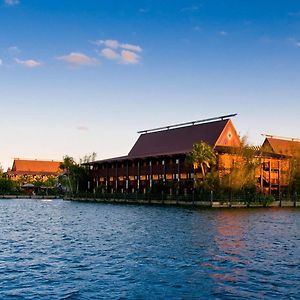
[87,115,293,195]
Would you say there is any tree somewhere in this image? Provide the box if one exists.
[187,142,217,179]
[79,152,97,165]
[187,142,218,192]
[60,156,76,193]
[288,148,300,195]
[59,153,96,194]
[220,137,261,192]
[0,178,14,194]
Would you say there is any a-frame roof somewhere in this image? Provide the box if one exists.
[262,137,300,157]
[89,118,240,164]
[128,119,237,158]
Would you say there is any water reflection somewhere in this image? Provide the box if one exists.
[0,200,298,299]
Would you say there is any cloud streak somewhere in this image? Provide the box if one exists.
[77,126,89,132]
[95,39,142,53]
[7,46,21,54]
[219,31,228,36]
[181,6,200,12]
[4,0,19,6]
[287,38,300,48]
[57,52,99,66]
[15,58,42,68]
[288,11,300,17]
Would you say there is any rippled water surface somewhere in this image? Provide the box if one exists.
[0,199,299,299]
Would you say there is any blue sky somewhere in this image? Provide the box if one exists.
[0,0,300,169]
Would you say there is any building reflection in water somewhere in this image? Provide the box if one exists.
[202,210,250,297]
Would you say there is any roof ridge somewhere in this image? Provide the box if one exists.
[137,114,237,134]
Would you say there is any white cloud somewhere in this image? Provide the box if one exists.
[101,48,120,60]
[4,0,19,6]
[120,50,139,64]
[96,39,120,49]
[57,52,98,66]
[121,43,142,52]
[15,58,42,68]
[95,39,142,65]
[0,59,3,66]
[95,39,142,52]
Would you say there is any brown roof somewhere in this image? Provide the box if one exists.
[128,119,230,157]
[8,159,62,175]
[87,118,240,165]
[263,138,300,157]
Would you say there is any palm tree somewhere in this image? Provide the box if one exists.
[187,142,217,179]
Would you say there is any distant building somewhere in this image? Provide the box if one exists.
[6,159,62,182]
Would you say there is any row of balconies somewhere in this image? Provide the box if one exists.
[95,173,194,183]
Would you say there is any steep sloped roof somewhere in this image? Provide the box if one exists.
[128,119,230,157]
[263,138,300,157]
[10,159,62,174]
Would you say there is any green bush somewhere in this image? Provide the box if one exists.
[0,178,14,194]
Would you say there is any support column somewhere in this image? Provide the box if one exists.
[105,163,108,191]
[163,159,166,183]
[177,158,180,194]
[137,161,140,191]
[269,160,271,195]
[126,161,129,191]
[115,162,118,191]
[278,159,281,198]
[260,159,263,193]
[149,160,152,189]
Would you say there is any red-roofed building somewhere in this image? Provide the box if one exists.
[87,115,297,196]
[87,116,244,194]
[7,159,62,182]
[260,136,300,194]
[262,137,300,157]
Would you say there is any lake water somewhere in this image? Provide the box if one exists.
[0,199,299,299]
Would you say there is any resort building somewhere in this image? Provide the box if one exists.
[87,114,293,195]
[262,136,300,157]
[6,159,62,183]
[259,136,300,194]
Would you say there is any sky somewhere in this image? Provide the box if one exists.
[0,0,300,170]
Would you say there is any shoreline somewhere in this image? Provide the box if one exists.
[0,195,60,200]
[63,197,300,208]
[0,195,299,208]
